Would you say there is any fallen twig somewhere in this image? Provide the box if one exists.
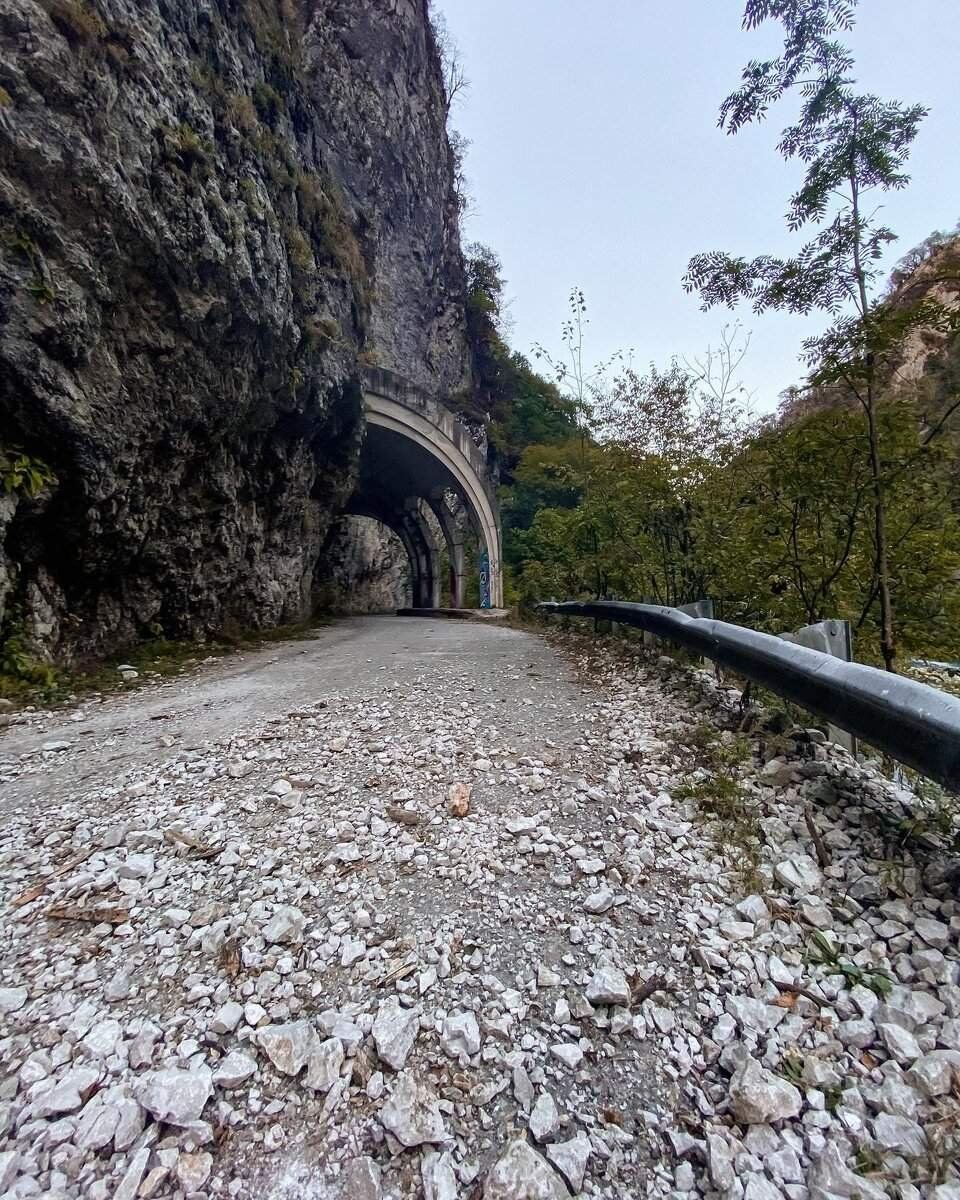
[804,803,831,869]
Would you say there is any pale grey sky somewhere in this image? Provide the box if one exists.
[436,0,960,410]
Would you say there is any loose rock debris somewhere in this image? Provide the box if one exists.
[0,623,958,1199]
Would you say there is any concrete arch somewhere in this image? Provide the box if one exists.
[360,369,503,607]
[427,491,468,609]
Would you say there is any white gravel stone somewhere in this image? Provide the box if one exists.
[773,855,822,891]
[528,1091,561,1143]
[212,1051,257,1090]
[440,1010,481,1059]
[483,1137,570,1199]
[114,1148,150,1200]
[583,886,615,914]
[372,996,420,1070]
[549,1042,584,1069]
[0,1151,19,1193]
[177,1151,213,1192]
[878,1021,921,1064]
[0,986,28,1013]
[380,1071,447,1147]
[422,1150,459,1200]
[257,1021,319,1076]
[340,1157,382,1200]
[545,1130,591,1192]
[134,1066,213,1126]
[304,1037,344,1093]
[585,963,631,1006]
[32,1067,100,1118]
[729,1056,802,1125]
[210,1001,244,1035]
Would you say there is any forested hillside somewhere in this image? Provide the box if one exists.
[491,231,960,668]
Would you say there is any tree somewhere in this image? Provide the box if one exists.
[684,0,960,671]
[461,244,577,472]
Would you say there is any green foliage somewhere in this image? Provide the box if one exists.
[462,244,576,468]
[0,87,12,107]
[806,929,893,997]
[283,223,315,273]
[253,81,285,126]
[0,615,58,702]
[1,446,56,498]
[158,123,213,175]
[7,231,57,306]
[682,0,960,671]
[294,172,368,304]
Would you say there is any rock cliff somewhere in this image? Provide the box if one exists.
[0,0,469,660]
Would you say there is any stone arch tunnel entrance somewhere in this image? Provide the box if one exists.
[348,368,503,609]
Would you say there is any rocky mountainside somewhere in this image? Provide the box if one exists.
[0,0,469,661]
[887,234,960,386]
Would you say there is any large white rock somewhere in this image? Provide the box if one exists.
[528,1091,561,1143]
[261,905,305,945]
[304,1037,345,1093]
[878,1022,921,1064]
[212,1051,257,1090]
[372,997,420,1070]
[0,1151,19,1193]
[257,1021,319,1076]
[81,1018,123,1059]
[585,964,631,1007]
[907,1050,960,1097]
[440,1011,481,1059]
[422,1150,459,1200]
[914,916,950,949]
[114,1148,150,1200]
[583,886,615,914]
[210,1001,244,1035]
[808,1143,887,1200]
[0,987,28,1014]
[74,1099,121,1152]
[773,856,822,892]
[340,1157,382,1200]
[546,1131,591,1192]
[134,1067,212,1126]
[550,1042,583,1070]
[32,1067,100,1118]
[380,1071,447,1148]
[177,1152,213,1193]
[483,1138,570,1199]
[729,1057,801,1125]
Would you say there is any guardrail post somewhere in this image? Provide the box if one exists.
[643,599,714,652]
[780,620,856,755]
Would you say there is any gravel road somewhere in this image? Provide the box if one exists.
[1,617,957,1200]
[1,617,583,819]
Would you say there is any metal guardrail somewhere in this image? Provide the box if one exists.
[538,600,960,791]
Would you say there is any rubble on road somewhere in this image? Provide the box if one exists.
[0,626,957,1198]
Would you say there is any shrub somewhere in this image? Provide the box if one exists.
[253,81,285,125]
[1,445,56,497]
[159,123,213,175]
[284,223,315,273]
[41,0,106,46]
[226,93,259,134]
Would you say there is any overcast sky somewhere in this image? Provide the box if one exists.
[435,0,960,411]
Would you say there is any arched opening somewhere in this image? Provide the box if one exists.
[348,391,503,608]
[314,515,412,612]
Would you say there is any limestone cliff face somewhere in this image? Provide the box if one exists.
[0,0,468,659]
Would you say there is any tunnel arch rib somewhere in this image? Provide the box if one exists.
[358,369,503,608]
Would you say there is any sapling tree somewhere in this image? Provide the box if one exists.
[684,0,960,672]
